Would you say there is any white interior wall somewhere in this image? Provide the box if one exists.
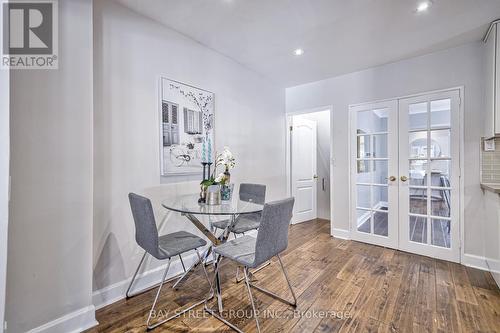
[293,112,331,220]
[286,42,486,258]
[92,0,286,305]
[0,50,9,333]
[6,0,95,332]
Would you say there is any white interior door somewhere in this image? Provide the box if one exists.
[350,101,399,248]
[291,117,317,224]
[398,90,460,262]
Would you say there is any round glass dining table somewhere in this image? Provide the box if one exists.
[161,194,264,314]
[162,194,264,216]
[162,194,263,245]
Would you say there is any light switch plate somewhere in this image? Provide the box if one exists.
[484,139,496,151]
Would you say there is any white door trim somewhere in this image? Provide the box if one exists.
[285,106,333,229]
[348,86,464,264]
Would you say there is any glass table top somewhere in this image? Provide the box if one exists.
[162,194,264,216]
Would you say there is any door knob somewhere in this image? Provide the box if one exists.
[388,176,397,182]
[400,175,408,182]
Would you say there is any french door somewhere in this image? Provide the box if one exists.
[398,90,460,262]
[350,89,461,262]
[350,100,399,248]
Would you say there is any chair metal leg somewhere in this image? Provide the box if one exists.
[244,267,261,333]
[235,260,271,284]
[146,252,215,331]
[277,254,297,306]
[126,252,147,299]
[248,255,297,308]
[204,262,263,333]
[204,255,245,333]
[204,245,214,267]
[204,306,243,333]
[196,249,213,295]
[179,254,186,273]
[126,252,193,299]
[212,252,224,312]
[234,233,241,283]
[173,246,211,290]
[170,254,187,289]
[146,259,171,330]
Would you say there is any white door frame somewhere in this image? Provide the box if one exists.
[0,61,10,332]
[285,106,334,229]
[348,86,465,263]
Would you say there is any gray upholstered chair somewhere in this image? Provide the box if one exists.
[211,183,268,282]
[126,193,212,331]
[206,198,297,333]
[211,183,266,234]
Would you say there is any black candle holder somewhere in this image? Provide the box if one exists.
[207,162,213,180]
[199,162,213,203]
[201,162,208,181]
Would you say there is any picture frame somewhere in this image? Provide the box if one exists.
[159,77,215,176]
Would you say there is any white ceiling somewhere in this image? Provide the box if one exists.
[117,0,500,87]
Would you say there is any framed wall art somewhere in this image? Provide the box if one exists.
[159,77,215,176]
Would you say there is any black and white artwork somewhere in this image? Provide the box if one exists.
[159,77,215,176]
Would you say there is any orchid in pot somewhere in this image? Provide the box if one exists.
[215,147,235,182]
[200,147,236,201]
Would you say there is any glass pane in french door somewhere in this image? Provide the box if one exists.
[431,219,451,248]
[409,215,427,244]
[405,95,454,251]
[354,105,391,239]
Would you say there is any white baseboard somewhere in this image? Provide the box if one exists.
[462,253,489,271]
[491,271,500,288]
[485,256,500,274]
[92,252,199,310]
[485,256,500,289]
[461,253,500,288]
[331,228,350,240]
[28,305,97,333]
[451,253,500,275]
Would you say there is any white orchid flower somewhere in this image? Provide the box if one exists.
[215,147,236,170]
[215,172,225,183]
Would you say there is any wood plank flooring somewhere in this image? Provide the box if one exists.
[87,219,500,332]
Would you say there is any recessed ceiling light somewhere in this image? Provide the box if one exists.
[416,1,431,12]
[294,48,304,56]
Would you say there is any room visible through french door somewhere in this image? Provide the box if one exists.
[350,89,461,262]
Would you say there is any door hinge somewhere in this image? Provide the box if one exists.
[4,320,7,331]
[289,125,293,131]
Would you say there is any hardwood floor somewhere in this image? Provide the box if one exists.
[87,219,500,332]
